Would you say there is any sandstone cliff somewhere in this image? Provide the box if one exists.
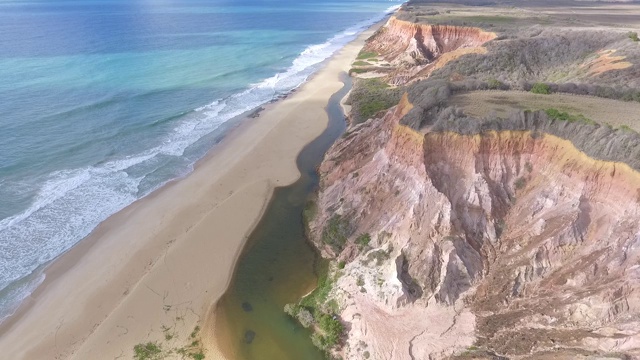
[362,17,496,85]
[307,93,640,359]
[302,4,640,359]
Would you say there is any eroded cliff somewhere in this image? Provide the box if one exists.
[299,3,640,359]
[361,17,496,84]
[307,95,640,359]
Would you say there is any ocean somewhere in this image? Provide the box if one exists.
[0,0,399,322]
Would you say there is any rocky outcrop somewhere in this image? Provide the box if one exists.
[364,18,496,84]
[308,95,640,359]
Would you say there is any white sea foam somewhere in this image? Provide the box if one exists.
[0,4,400,323]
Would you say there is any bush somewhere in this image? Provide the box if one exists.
[629,32,639,42]
[191,353,205,360]
[487,78,503,89]
[530,82,551,95]
[134,342,162,360]
[297,308,315,328]
[318,314,344,347]
[356,233,371,248]
[322,215,352,252]
[544,108,595,125]
[514,177,527,190]
[366,248,391,266]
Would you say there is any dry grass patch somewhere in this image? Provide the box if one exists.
[450,90,640,131]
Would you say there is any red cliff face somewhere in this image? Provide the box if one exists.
[364,17,496,84]
[310,100,640,359]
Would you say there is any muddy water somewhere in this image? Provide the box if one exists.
[215,74,351,360]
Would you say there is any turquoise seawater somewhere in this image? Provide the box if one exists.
[0,0,399,321]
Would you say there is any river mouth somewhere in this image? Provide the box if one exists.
[214,73,351,360]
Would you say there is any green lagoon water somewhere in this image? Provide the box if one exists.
[215,74,352,360]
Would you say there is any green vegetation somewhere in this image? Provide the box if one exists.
[347,78,403,124]
[487,78,503,90]
[620,124,634,132]
[365,246,392,266]
[530,83,551,95]
[356,233,371,249]
[524,162,533,173]
[285,262,346,352]
[356,50,378,60]
[300,262,333,308]
[322,215,351,252]
[544,108,595,125]
[317,313,344,348]
[364,351,371,359]
[349,68,369,74]
[514,177,527,190]
[629,32,639,42]
[134,342,162,360]
[352,60,370,66]
[134,323,205,360]
[338,260,346,269]
[302,199,317,231]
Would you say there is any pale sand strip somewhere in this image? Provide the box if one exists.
[0,22,382,360]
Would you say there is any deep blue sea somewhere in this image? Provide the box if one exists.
[0,0,399,322]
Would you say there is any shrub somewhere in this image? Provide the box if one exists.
[544,108,595,124]
[514,177,527,190]
[356,233,371,248]
[322,215,351,252]
[530,82,551,94]
[318,314,344,347]
[338,260,346,269]
[191,353,205,360]
[524,162,533,173]
[366,249,391,266]
[352,60,370,66]
[284,303,300,317]
[487,78,503,89]
[629,32,639,42]
[133,342,162,360]
[297,308,315,328]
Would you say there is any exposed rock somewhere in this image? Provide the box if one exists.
[364,17,496,85]
[309,97,640,358]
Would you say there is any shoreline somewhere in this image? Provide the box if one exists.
[0,17,386,360]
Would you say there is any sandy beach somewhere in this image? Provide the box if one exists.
[0,20,382,360]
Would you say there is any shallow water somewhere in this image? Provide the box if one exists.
[214,74,351,360]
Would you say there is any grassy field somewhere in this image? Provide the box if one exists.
[450,90,640,131]
[401,1,640,29]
